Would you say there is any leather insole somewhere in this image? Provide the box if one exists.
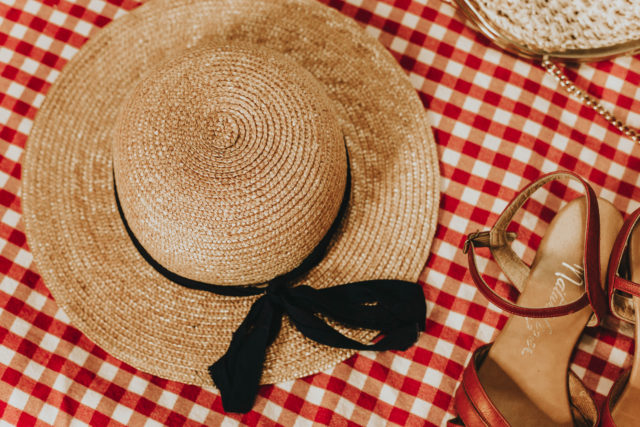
[611,225,640,427]
[477,198,622,426]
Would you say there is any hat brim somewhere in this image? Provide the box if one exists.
[23,0,439,386]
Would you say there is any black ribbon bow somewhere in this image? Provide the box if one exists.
[113,159,427,413]
[209,278,426,413]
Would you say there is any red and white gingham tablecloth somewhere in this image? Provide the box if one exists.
[1,0,640,425]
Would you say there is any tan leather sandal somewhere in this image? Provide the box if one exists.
[453,171,623,426]
[602,207,640,427]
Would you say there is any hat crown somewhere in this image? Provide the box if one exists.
[113,45,347,285]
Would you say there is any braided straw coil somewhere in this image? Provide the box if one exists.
[474,0,640,52]
[456,0,640,60]
[114,46,347,285]
[22,0,439,387]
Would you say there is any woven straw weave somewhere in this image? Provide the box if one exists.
[476,0,640,52]
[22,0,439,387]
[114,45,347,285]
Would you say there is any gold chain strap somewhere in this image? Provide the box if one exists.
[541,56,639,143]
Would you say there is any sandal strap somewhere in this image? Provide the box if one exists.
[608,208,640,318]
[454,344,599,426]
[463,171,605,321]
[567,370,600,427]
[612,277,640,298]
[454,345,510,427]
[600,369,630,427]
[466,237,589,317]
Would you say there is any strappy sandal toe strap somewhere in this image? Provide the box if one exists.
[454,345,599,427]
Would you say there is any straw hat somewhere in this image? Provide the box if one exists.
[22,0,439,399]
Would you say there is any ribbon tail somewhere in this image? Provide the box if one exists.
[324,279,427,331]
[283,280,426,351]
[208,295,283,413]
[287,303,422,350]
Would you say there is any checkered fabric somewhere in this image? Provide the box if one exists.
[1,0,640,425]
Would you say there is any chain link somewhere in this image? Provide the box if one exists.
[541,57,639,143]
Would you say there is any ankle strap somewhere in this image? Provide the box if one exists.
[464,171,605,322]
[608,207,640,321]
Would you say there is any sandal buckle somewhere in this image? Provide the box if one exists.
[463,231,490,254]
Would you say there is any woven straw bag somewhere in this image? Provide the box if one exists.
[453,0,640,142]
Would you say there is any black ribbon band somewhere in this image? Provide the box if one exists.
[113,157,427,413]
